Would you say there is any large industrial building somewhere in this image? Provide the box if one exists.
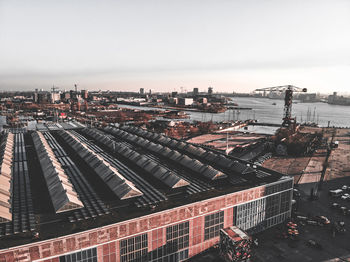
[0,123,293,262]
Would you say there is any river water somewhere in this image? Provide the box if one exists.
[119,97,350,128]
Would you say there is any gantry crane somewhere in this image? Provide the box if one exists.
[254,85,307,127]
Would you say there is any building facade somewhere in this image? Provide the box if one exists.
[0,177,292,262]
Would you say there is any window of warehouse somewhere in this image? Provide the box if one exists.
[166,221,190,250]
[233,198,266,232]
[59,247,97,262]
[149,221,189,261]
[265,179,293,196]
[233,188,292,233]
[120,233,148,262]
[204,211,224,240]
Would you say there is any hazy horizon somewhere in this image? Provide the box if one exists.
[1,0,349,94]
[0,87,347,97]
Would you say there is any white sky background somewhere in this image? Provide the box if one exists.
[0,0,349,93]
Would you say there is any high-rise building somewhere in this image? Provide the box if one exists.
[50,92,61,103]
[34,91,49,103]
[81,90,89,100]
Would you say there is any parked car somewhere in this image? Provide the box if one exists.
[314,216,330,225]
[331,203,340,209]
[296,215,308,221]
[341,193,350,200]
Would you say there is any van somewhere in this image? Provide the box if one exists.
[329,189,343,197]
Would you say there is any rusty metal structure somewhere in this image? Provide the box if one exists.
[254,85,307,127]
[219,226,252,262]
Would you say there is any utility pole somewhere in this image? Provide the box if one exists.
[225,131,229,155]
[319,129,336,190]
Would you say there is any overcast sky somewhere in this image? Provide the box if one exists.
[0,0,349,93]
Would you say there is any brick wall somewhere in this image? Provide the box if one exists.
[0,186,265,262]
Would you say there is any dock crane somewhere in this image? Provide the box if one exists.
[254,85,307,127]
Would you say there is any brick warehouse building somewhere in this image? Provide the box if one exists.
[0,123,293,262]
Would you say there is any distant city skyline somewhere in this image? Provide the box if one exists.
[0,0,349,94]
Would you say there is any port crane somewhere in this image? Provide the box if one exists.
[254,85,307,127]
